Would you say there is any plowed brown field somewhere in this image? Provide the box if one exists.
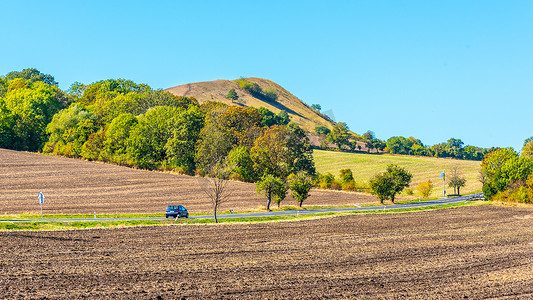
[0,149,377,215]
[1,205,533,299]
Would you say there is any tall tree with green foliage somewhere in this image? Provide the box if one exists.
[256,174,287,210]
[103,113,138,161]
[126,106,180,169]
[386,136,413,155]
[225,88,238,101]
[288,171,314,207]
[227,146,257,182]
[0,78,65,151]
[164,105,205,174]
[251,124,315,179]
[327,122,350,150]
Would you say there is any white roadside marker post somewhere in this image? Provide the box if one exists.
[37,191,45,219]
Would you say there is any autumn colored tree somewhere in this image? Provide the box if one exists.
[417,179,433,198]
[521,137,533,157]
[250,124,315,179]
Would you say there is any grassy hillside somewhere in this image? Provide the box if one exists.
[165,77,335,132]
[313,150,482,197]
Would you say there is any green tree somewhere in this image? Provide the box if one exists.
[480,147,518,200]
[164,105,205,174]
[256,174,287,210]
[276,110,290,125]
[288,171,314,207]
[285,123,315,176]
[362,130,375,141]
[311,104,321,111]
[226,88,238,101]
[5,68,58,86]
[327,122,350,150]
[227,146,256,182]
[339,169,354,183]
[315,126,330,135]
[1,79,65,151]
[446,138,464,158]
[257,107,290,127]
[103,113,139,161]
[369,164,412,203]
[126,106,179,169]
[263,89,278,102]
[43,104,97,156]
[386,136,413,155]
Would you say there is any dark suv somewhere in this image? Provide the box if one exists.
[165,205,189,218]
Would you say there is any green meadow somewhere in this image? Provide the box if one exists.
[313,149,482,197]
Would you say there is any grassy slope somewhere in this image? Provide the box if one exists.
[165,77,335,132]
[313,149,482,197]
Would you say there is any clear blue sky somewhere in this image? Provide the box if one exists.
[1,1,532,151]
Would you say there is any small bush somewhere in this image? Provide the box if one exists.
[317,172,336,189]
[404,187,414,195]
[263,89,278,102]
[229,172,244,182]
[341,180,357,191]
[330,181,342,190]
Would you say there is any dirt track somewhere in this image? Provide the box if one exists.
[0,149,377,215]
[1,205,532,299]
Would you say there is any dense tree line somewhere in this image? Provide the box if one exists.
[1,69,316,205]
[481,138,533,203]
[315,122,487,161]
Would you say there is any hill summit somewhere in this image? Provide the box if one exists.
[165,77,335,132]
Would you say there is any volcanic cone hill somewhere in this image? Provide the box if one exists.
[165,77,335,132]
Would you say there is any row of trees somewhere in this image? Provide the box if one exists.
[386,136,487,161]
[315,122,487,161]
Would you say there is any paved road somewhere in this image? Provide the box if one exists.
[0,193,484,222]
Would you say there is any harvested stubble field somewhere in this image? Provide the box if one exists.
[0,149,376,215]
[1,205,533,299]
